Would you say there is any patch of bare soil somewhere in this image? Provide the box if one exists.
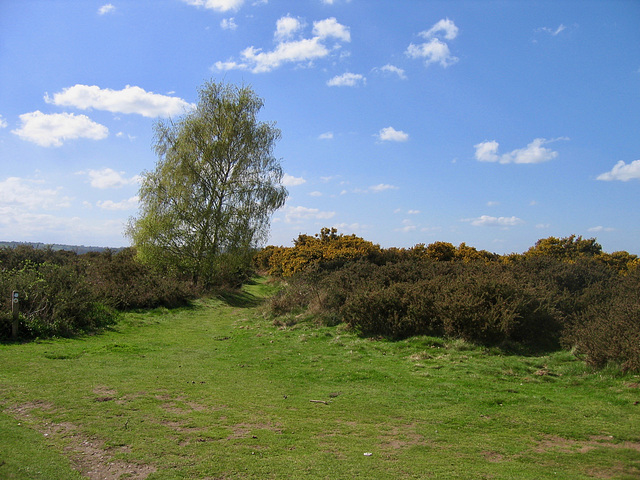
[482,451,505,463]
[378,423,427,451]
[533,434,640,455]
[586,462,640,479]
[226,421,283,440]
[5,402,156,480]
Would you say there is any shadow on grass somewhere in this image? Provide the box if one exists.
[216,290,264,308]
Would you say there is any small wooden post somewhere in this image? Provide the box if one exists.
[11,291,19,340]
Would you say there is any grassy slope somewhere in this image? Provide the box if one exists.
[0,279,639,479]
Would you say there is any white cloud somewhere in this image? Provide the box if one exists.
[309,191,323,197]
[238,38,330,73]
[45,84,194,118]
[221,17,238,30]
[474,138,560,164]
[369,183,398,193]
[181,0,244,12]
[97,196,139,211]
[285,205,335,223]
[282,173,306,186]
[421,18,459,41]
[327,72,365,87]
[378,126,409,142]
[0,114,7,128]
[318,131,333,140]
[487,201,500,206]
[467,215,524,227]
[407,209,420,214]
[406,39,458,68]
[536,24,566,36]
[12,111,108,147]
[81,168,141,189]
[588,226,615,233]
[98,4,115,15]
[214,16,350,73]
[312,17,350,42]
[378,64,407,80]
[275,15,302,40]
[0,177,71,210]
[596,159,640,181]
[396,224,417,233]
[407,18,459,68]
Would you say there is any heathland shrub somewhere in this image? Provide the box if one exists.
[0,245,197,339]
[83,248,196,310]
[564,268,640,371]
[266,239,637,364]
[342,280,441,338]
[0,259,115,338]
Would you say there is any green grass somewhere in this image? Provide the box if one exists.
[1,278,639,479]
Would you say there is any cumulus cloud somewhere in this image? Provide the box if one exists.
[181,0,244,12]
[0,177,71,210]
[97,196,139,211]
[98,4,115,15]
[282,173,306,186]
[213,16,350,73]
[312,17,350,41]
[0,114,7,128]
[318,131,334,140]
[275,15,302,40]
[407,18,459,68]
[45,84,193,118]
[80,168,141,189]
[12,111,108,147]
[466,215,524,227]
[221,17,238,30]
[327,72,365,87]
[596,159,640,181]
[422,18,459,40]
[378,64,407,80]
[474,138,561,164]
[378,126,409,142]
[285,205,335,223]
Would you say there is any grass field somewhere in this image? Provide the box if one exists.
[1,279,639,479]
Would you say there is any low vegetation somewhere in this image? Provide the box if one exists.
[0,246,197,339]
[258,229,640,373]
[2,230,639,375]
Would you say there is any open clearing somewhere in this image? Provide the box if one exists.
[1,279,639,479]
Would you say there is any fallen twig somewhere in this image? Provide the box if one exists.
[309,399,329,405]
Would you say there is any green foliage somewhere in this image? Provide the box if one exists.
[565,268,640,372]
[0,246,196,339]
[127,80,287,287]
[83,247,196,310]
[0,257,112,338]
[525,234,602,259]
[266,234,640,370]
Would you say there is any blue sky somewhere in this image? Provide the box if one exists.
[1,1,639,254]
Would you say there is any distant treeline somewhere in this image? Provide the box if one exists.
[257,229,640,373]
[0,241,125,255]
